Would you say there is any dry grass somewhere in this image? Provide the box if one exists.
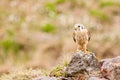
[0,68,42,80]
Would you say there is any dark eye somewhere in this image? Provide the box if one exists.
[78,25,80,27]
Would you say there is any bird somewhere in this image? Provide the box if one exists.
[73,24,90,53]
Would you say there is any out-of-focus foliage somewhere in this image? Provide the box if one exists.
[40,23,56,33]
[89,9,109,21]
[100,1,120,7]
[55,0,66,4]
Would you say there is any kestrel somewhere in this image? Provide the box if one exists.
[73,24,90,53]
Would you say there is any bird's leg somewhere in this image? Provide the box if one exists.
[83,44,90,54]
[84,45,99,60]
[82,44,85,52]
[77,45,82,52]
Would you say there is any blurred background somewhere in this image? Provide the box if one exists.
[0,0,120,75]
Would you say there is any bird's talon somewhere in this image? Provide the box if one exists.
[76,49,82,52]
[86,51,91,54]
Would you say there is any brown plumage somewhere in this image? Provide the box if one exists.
[73,24,90,53]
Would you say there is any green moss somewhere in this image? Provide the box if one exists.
[49,65,66,77]
[49,61,68,77]
[0,39,21,54]
[40,23,56,33]
[44,2,58,17]
[89,9,109,21]
[100,1,120,7]
[45,2,56,13]
[55,0,66,4]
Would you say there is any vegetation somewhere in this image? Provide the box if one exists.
[55,0,66,4]
[49,61,68,77]
[40,23,56,33]
[100,1,120,8]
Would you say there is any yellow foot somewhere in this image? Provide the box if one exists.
[94,56,99,60]
[76,49,82,52]
[85,51,91,54]
[85,51,99,60]
[91,53,99,60]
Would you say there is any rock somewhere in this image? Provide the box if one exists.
[88,77,107,80]
[65,52,100,77]
[100,56,120,80]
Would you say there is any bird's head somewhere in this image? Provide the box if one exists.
[74,24,85,31]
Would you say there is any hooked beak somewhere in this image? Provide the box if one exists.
[74,26,78,30]
[74,28,77,30]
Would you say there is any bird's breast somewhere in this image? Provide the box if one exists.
[76,30,87,44]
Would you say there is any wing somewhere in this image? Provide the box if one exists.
[73,31,76,43]
[88,31,91,41]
